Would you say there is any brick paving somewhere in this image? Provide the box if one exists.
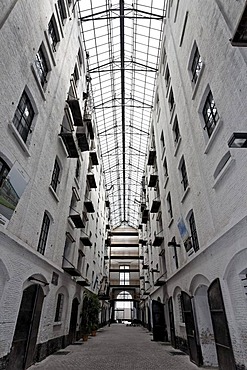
[29,324,217,370]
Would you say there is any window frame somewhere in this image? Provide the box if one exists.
[188,211,199,252]
[202,91,219,138]
[0,158,10,188]
[167,192,173,219]
[173,116,180,144]
[54,293,64,322]
[12,91,35,143]
[48,15,60,52]
[191,45,202,84]
[180,156,188,191]
[50,158,61,192]
[57,0,67,25]
[35,44,50,87]
[37,212,51,255]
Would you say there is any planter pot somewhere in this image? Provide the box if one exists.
[82,334,89,341]
[91,330,97,336]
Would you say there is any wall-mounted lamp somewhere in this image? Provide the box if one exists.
[168,241,181,248]
[228,132,247,148]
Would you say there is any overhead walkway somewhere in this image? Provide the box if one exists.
[29,324,218,370]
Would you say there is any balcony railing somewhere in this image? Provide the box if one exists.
[150,197,161,213]
[153,230,164,247]
[147,149,156,165]
[67,98,83,126]
[59,130,79,158]
[62,256,81,276]
[148,174,158,187]
[76,126,90,152]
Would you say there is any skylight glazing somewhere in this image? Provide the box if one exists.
[78,0,166,228]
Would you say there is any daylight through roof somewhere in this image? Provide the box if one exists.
[78,0,166,229]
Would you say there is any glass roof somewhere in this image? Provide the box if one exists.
[78,0,166,229]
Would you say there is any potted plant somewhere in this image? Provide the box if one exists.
[88,293,101,336]
[80,294,91,341]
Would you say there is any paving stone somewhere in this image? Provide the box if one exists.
[29,324,218,370]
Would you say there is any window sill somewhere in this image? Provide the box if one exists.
[30,63,46,101]
[161,146,166,160]
[164,176,169,189]
[181,186,190,203]
[174,136,181,156]
[168,218,174,228]
[191,63,205,101]
[204,120,223,154]
[8,122,31,156]
[212,157,235,189]
[53,321,62,326]
[49,185,60,202]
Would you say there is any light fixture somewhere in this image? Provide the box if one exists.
[168,241,181,247]
[228,132,247,148]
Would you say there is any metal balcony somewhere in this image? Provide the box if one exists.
[89,151,99,165]
[148,174,158,187]
[76,126,90,152]
[59,131,79,158]
[69,213,85,228]
[67,98,83,126]
[150,198,161,213]
[147,149,156,165]
[62,257,81,276]
[141,209,149,224]
[84,200,95,213]
[76,277,90,286]
[80,235,92,246]
[87,173,97,188]
[153,232,164,247]
[83,114,94,139]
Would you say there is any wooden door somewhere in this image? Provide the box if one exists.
[181,291,202,366]
[208,279,236,370]
[168,297,176,348]
[7,284,44,370]
[152,300,166,341]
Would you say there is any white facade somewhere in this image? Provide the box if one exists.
[141,1,247,369]
[0,1,109,368]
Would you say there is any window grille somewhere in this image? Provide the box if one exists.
[180,157,188,190]
[202,91,219,137]
[167,192,173,219]
[189,211,199,252]
[191,46,202,83]
[37,212,50,255]
[51,159,60,192]
[35,47,49,86]
[13,91,34,143]
[58,0,66,25]
[48,15,59,52]
[173,117,180,143]
[55,293,64,322]
[177,294,185,323]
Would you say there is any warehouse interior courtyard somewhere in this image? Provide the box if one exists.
[0,0,247,369]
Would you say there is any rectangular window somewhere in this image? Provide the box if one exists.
[48,15,59,52]
[55,293,64,322]
[191,46,202,83]
[35,46,49,86]
[231,4,247,46]
[173,116,180,143]
[167,192,173,219]
[163,157,168,177]
[160,131,165,148]
[51,159,60,192]
[164,65,170,88]
[13,91,34,143]
[203,91,219,137]
[168,88,175,112]
[180,157,188,190]
[37,212,50,255]
[179,11,188,47]
[119,265,130,285]
[189,211,199,252]
[58,0,66,25]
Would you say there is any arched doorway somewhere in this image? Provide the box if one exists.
[152,299,167,341]
[115,291,133,321]
[7,284,45,370]
[208,278,235,370]
[168,297,176,348]
[181,291,203,366]
[68,297,79,344]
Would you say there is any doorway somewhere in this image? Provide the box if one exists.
[168,297,176,348]
[7,284,44,370]
[208,278,236,370]
[181,291,203,366]
[68,297,79,344]
[152,299,166,341]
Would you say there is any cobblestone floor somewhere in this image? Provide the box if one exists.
[29,324,218,370]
